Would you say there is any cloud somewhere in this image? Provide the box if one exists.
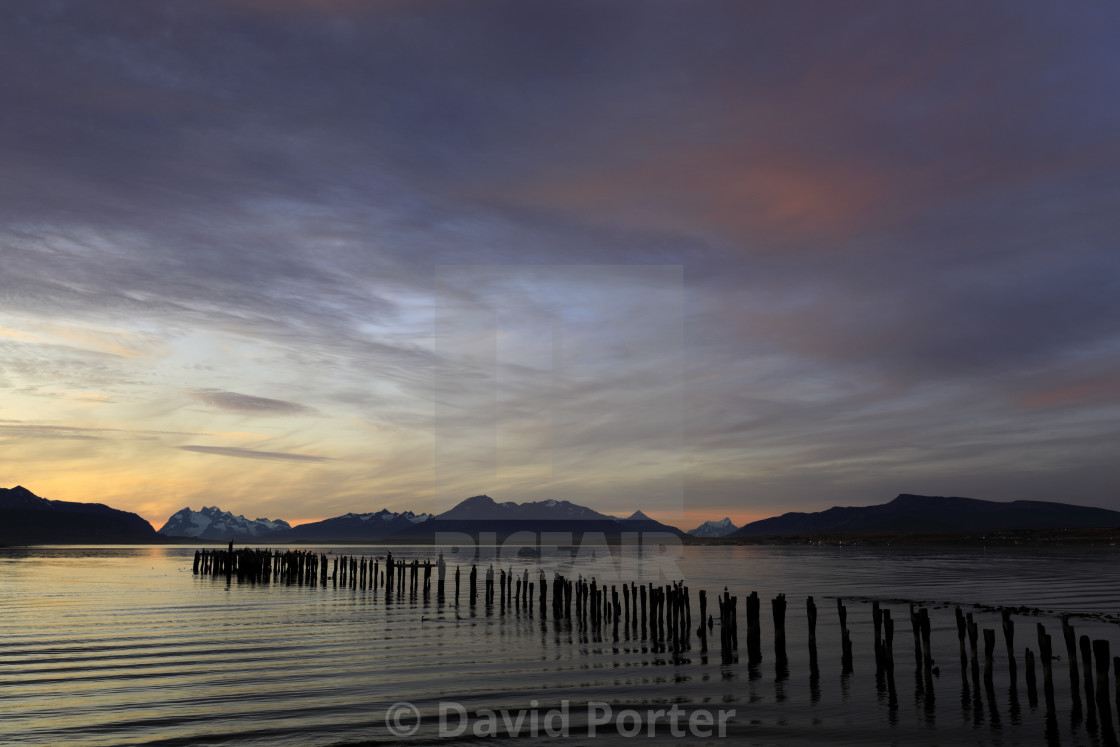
[191,389,317,416]
[2,2,1119,520]
[177,445,331,462]
[0,424,102,440]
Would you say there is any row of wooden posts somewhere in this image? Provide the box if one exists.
[194,544,1120,740]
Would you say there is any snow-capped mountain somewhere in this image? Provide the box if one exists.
[687,517,740,538]
[336,509,431,524]
[158,506,291,540]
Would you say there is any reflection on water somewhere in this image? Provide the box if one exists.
[1,544,1120,745]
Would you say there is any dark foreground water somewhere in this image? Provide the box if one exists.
[3,544,1120,746]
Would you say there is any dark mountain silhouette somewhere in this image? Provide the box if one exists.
[732,493,1120,537]
[0,485,161,544]
[437,495,615,522]
[377,496,685,543]
[618,510,685,535]
[269,509,432,542]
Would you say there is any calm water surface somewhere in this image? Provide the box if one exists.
[3,544,1120,746]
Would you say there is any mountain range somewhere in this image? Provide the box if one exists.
[158,506,291,540]
[152,495,682,542]
[0,485,160,544]
[732,493,1120,536]
[269,508,432,542]
[387,496,686,543]
[7,485,1120,546]
[687,517,740,538]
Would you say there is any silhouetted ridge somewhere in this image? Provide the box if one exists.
[732,493,1120,537]
[0,486,160,544]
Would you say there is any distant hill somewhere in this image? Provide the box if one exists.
[732,494,1120,537]
[688,518,740,538]
[269,509,431,542]
[158,506,291,541]
[367,496,685,543]
[438,495,613,522]
[0,485,161,544]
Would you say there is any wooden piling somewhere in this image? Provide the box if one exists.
[746,591,760,663]
[837,598,852,672]
[872,601,882,672]
[1025,647,1038,707]
[698,590,708,651]
[1080,634,1097,726]
[966,613,979,677]
[807,596,817,649]
[807,596,819,677]
[1061,615,1083,715]
[918,607,932,672]
[1001,608,1016,678]
[982,628,995,685]
[640,584,647,637]
[772,593,787,665]
[1093,640,1111,727]
[909,603,921,667]
[1037,623,1056,714]
[881,608,893,662]
[955,607,967,665]
[1114,655,1120,732]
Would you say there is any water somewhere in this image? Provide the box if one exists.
[3,544,1120,745]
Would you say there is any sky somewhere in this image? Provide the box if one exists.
[2,1,1119,530]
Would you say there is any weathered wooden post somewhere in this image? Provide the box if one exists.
[730,593,738,652]
[954,607,966,668]
[683,584,692,643]
[638,584,646,637]
[746,591,761,664]
[966,613,979,678]
[1092,640,1112,730]
[697,590,708,649]
[469,564,477,606]
[983,628,995,685]
[1061,615,1084,717]
[1115,655,1120,732]
[883,609,894,669]
[909,603,921,667]
[1001,608,1016,680]
[806,595,819,678]
[1080,635,1097,728]
[772,593,787,666]
[1025,647,1038,706]
[872,601,883,673]
[806,596,817,647]
[919,607,933,672]
[1037,623,1056,715]
[838,598,852,673]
